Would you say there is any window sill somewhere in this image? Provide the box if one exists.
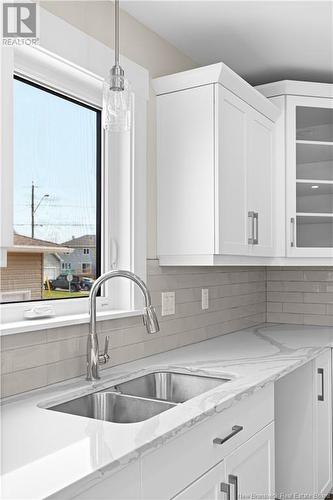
[0,309,142,336]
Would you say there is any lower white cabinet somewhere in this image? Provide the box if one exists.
[65,350,330,500]
[141,386,274,500]
[174,423,275,500]
[315,350,333,494]
[173,461,227,500]
[69,462,141,500]
[275,348,332,498]
[224,423,275,499]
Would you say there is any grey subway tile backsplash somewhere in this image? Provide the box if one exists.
[266,267,333,326]
[1,261,332,398]
[1,260,266,397]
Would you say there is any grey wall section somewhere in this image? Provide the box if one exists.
[266,267,333,326]
[1,260,266,397]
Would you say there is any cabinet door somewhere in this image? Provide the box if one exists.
[315,350,332,495]
[286,95,333,257]
[173,460,227,500]
[156,85,215,257]
[247,109,275,256]
[224,423,275,500]
[275,349,332,498]
[216,85,249,256]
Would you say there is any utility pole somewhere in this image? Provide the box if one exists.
[31,181,49,239]
[31,181,35,238]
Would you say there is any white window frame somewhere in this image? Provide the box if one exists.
[1,7,149,330]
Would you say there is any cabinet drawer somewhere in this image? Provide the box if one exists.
[141,384,274,500]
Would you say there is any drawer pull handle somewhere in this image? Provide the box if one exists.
[229,474,238,500]
[213,425,243,445]
[318,368,324,401]
[220,482,230,499]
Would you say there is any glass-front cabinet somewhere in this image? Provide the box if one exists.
[287,96,333,257]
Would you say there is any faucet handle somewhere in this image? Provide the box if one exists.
[98,336,110,365]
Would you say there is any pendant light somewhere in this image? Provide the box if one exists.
[103,0,132,132]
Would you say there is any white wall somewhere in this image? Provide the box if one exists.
[41,1,197,258]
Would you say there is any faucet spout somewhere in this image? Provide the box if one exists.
[87,270,159,381]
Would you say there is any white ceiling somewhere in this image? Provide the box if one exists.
[122,0,333,85]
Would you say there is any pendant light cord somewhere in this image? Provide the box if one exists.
[115,0,119,67]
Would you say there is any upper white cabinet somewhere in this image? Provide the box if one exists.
[257,81,333,259]
[154,63,279,266]
[216,86,276,257]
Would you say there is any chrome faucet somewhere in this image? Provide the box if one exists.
[87,270,160,381]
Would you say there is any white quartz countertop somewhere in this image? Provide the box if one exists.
[1,323,333,500]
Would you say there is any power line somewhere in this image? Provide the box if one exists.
[15,223,95,227]
[18,204,96,209]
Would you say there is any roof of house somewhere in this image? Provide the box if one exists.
[62,234,96,248]
[10,233,73,254]
[14,234,63,248]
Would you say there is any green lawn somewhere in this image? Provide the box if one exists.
[43,289,90,300]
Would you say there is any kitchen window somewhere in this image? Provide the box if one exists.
[0,25,148,330]
[0,76,101,304]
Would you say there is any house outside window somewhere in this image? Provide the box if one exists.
[0,234,73,303]
[62,235,96,277]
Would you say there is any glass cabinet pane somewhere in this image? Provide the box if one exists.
[297,216,333,248]
[296,106,333,142]
[296,182,333,213]
[296,143,333,180]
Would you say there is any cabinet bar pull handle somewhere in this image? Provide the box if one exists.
[253,212,259,245]
[318,368,324,401]
[290,217,295,247]
[228,475,238,500]
[220,482,230,500]
[213,425,243,445]
[248,211,255,245]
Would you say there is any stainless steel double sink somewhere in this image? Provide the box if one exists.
[48,371,230,424]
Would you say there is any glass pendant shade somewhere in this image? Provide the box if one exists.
[103,71,132,132]
[103,0,132,132]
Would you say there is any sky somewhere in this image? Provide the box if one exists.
[13,78,98,245]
